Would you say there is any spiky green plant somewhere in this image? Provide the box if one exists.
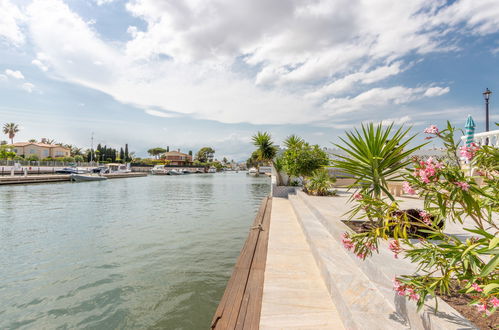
[332,122,424,200]
[252,131,282,184]
[307,168,337,196]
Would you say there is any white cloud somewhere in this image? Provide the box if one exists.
[95,0,116,5]
[144,109,178,118]
[0,74,7,82]
[5,69,24,79]
[306,62,405,99]
[321,85,449,116]
[32,59,48,71]
[21,82,35,93]
[23,0,499,127]
[380,115,412,126]
[0,0,25,45]
[424,86,450,97]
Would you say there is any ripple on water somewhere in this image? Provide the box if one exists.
[0,173,270,329]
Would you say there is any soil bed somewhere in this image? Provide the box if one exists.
[342,220,498,329]
[439,290,498,330]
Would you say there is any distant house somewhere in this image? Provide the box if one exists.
[162,150,193,166]
[11,142,71,159]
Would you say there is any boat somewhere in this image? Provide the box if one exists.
[182,169,192,174]
[169,169,183,175]
[151,165,169,175]
[105,163,131,173]
[92,166,109,174]
[56,167,88,174]
[208,166,217,173]
[70,174,108,182]
[248,167,258,176]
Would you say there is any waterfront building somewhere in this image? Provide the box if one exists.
[162,150,193,166]
[10,142,71,159]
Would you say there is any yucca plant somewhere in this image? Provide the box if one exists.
[306,168,337,196]
[332,122,424,200]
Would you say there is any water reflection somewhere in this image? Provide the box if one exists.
[0,173,270,329]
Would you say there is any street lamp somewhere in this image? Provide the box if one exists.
[483,88,492,132]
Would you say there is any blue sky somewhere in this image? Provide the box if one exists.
[0,0,498,160]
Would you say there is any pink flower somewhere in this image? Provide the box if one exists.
[365,241,377,251]
[459,143,480,161]
[472,283,483,292]
[356,252,366,259]
[475,304,487,312]
[455,181,470,191]
[402,181,416,195]
[389,240,403,259]
[352,192,362,200]
[413,157,443,184]
[490,297,499,308]
[419,211,432,225]
[406,288,420,301]
[341,233,354,250]
[392,278,419,300]
[423,125,439,134]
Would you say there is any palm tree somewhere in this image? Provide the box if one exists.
[284,134,304,149]
[252,131,282,184]
[3,123,20,144]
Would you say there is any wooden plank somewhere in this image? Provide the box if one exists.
[211,197,271,330]
[236,198,272,330]
[213,197,268,329]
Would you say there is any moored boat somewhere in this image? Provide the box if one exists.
[208,166,217,173]
[70,174,108,182]
[151,165,169,175]
[247,167,258,176]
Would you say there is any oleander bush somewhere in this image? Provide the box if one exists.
[338,122,498,316]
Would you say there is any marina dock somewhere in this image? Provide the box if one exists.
[0,172,147,185]
[211,197,272,329]
[212,190,477,329]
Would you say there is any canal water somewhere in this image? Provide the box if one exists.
[0,172,270,329]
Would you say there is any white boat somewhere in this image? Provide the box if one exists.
[208,166,217,173]
[248,167,258,176]
[169,169,183,175]
[151,165,169,175]
[106,163,131,173]
[71,174,108,182]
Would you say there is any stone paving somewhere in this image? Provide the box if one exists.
[260,197,345,329]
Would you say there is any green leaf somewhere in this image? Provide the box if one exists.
[483,283,499,294]
[489,236,499,250]
[480,254,499,277]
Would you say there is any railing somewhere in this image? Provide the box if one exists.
[0,160,98,167]
[461,129,499,147]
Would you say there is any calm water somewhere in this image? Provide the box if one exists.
[0,173,270,329]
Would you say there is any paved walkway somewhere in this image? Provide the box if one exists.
[260,197,344,329]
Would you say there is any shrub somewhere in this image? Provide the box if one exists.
[306,168,337,196]
[26,154,39,161]
[281,136,329,186]
[74,155,84,162]
[340,122,498,316]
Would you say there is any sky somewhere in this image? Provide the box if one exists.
[0,0,498,160]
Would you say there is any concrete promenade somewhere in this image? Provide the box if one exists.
[260,197,344,329]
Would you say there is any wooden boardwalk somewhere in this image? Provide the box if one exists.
[211,196,272,330]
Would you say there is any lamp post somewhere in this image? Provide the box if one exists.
[483,88,492,132]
